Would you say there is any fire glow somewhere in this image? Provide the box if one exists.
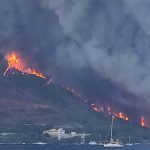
[2,51,147,128]
[54,79,148,128]
[91,103,129,121]
[3,51,46,78]
[140,116,145,127]
[114,112,129,121]
[61,83,146,127]
[91,103,101,112]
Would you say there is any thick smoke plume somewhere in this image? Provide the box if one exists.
[42,0,150,101]
[1,0,150,115]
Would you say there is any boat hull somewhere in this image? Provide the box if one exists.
[88,142,97,145]
[103,143,124,147]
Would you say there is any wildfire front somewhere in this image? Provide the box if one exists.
[3,51,46,79]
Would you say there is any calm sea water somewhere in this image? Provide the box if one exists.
[0,144,149,150]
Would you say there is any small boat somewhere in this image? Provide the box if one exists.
[103,140,123,147]
[103,116,124,147]
[35,142,46,145]
[89,141,97,145]
[126,143,133,146]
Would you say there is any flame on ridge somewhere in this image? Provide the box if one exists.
[91,103,129,121]
[61,84,146,127]
[114,112,129,121]
[3,51,147,127]
[3,51,46,78]
[61,79,148,127]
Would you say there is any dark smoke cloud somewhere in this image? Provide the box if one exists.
[42,0,150,103]
[0,0,150,114]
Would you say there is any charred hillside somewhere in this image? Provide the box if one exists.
[0,69,149,142]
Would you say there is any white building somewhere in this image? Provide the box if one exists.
[43,128,65,140]
[43,128,89,141]
[43,129,58,137]
[71,132,76,137]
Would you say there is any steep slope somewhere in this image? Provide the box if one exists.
[0,69,149,143]
[0,69,108,129]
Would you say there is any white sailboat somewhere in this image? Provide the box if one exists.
[103,116,124,147]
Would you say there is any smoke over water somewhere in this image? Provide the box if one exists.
[1,0,150,124]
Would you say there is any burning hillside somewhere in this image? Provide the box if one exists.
[90,102,148,127]
[91,103,129,121]
[61,84,147,127]
[1,51,148,128]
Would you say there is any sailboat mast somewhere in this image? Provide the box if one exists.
[129,136,131,144]
[110,116,114,142]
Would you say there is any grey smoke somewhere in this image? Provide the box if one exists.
[42,0,150,102]
[0,0,150,107]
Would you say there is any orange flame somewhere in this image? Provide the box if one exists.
[3,51,46,78]
[104,104,129,121]
[114,112,129,121]
[3,52,147,127]
[140,116,145,127]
